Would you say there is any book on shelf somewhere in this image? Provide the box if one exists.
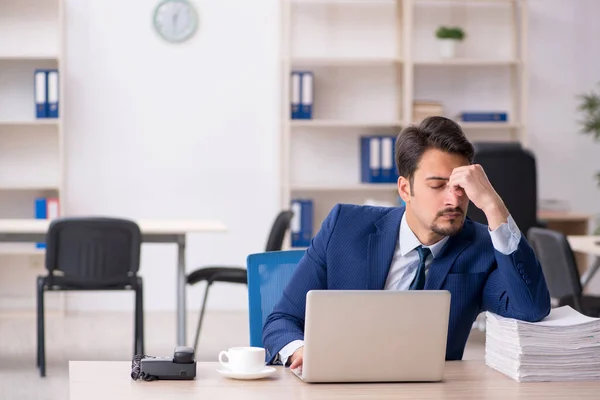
[291,199,313,248]
[413,100,444,124]
[290,71,313,120]
[360,136,399,184]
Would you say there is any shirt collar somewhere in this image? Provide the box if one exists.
[399,212,449,258]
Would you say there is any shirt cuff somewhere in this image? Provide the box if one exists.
[278,340,304,367]
[488,214,522,255]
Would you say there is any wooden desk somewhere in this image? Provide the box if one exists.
[538,210,593,274]
[69,361,600,399]
[568,235,600,287]
[0,218,227,346]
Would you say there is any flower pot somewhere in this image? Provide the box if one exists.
[437,38,458,58]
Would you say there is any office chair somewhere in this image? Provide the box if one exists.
[186,210,294,352]
[528,227,600,317]
[37,217,144,377]
[246,250,305,348]
[468,142,543,236]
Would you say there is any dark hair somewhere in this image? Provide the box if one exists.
[395,116,474,191]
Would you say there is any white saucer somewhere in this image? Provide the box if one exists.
[216,366,277,380]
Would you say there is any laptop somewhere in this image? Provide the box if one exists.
[291,290,451,383]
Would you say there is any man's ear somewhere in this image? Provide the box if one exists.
[398,176,411,203]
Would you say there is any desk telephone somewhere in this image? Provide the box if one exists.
[131,346,196,381]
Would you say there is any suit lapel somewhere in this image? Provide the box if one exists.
[425,220,474,290]
[367,207,404,290]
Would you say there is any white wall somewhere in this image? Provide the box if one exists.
[59,0,600,313]
[528,0,600,223]
[63,0,281,311]
[528,0,600,290]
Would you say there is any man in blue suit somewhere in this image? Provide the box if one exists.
[263,116,550,369]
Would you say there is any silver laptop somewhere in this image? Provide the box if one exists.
[291,290,451,383]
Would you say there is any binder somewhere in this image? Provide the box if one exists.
[34,70,48,118]
[459,112,508,122]
[360,136,381,183]
[291,199,313,247]
[300,72,313,119]
[47,70,59,118]
[34,197,60,248]
[291,72,301,119]
[35,198,47,248]
[380,136,394,183]
[391,135,400,182]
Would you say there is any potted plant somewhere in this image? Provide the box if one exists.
[435,26,465,58]
[576,84,600,234]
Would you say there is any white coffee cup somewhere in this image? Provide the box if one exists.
[218,346,265,374]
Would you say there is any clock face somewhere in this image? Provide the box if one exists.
[153,0,198,43]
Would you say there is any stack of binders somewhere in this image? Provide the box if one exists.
[290,71,313,119]
[360,136,399,184]
[290,199,313,248]
[34,69,60,119]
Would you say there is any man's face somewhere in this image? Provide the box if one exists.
[399,148,470,238]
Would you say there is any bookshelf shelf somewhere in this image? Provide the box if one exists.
[0,243,45,256]
[414,59,520,66]
[0,120,60,127]
[281,0,527,245]
[292,184,398,192]
[290,57,402,67]
[291,120,405,128]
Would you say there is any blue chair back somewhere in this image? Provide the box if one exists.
[246,250,305,347]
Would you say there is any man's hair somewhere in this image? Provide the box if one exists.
[395,116,474,193]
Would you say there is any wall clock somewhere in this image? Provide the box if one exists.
[153,0,199,43]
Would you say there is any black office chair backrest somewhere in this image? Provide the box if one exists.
[468,141,538,236]
[45,217,142,282]
[527,227,582,304]
[265,210,294,252]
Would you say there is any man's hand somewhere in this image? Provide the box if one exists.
[289,347,304,369]
[448,164,509,230]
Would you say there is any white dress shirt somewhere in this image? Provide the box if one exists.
[276,213,522,366]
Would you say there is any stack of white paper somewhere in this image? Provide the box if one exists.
[485,306,600,382]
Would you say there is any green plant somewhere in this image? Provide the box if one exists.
[576,84,600,188]
[577,84,600,234]
[435,26,465,41]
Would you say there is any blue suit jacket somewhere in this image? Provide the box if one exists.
[263,204,551,363]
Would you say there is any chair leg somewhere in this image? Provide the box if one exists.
[37,277,46,377]
[135,279,144,355]
[193,282,213,354]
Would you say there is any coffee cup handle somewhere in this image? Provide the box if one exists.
[218,351,229,369]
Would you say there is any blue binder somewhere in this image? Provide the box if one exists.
[380,136,394,183]
[35,198,47,248]
[34,70,48,118]
[460,112,507,122]
[291,199,313,247]
[299,72,313,119]
[291,71,301,119]
[360,136,381,183]
[47,70,59,118]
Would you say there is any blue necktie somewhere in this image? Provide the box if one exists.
[409,245,431,290]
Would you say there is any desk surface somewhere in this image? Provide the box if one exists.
[69,361,600,400]
[568,235,600,257]
[0,218,227,235]
[538,210,593,222]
